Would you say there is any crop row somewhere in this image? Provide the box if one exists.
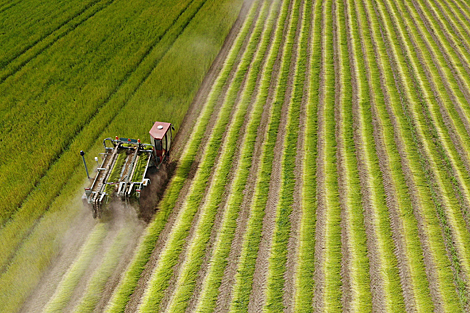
[0,0,244,310]
[104,1,260,311]
[227,0,297,310]
[371,0,470,309]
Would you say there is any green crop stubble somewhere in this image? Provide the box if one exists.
[338,0,372,310]
[395,0,470,298]
[104,1,252,311]
[374,0,465,309]
[361,0,435,310]
[353,0,405,310]
[165,1,275,311]
[226,0,296,310]
[263,0,309,310]
[293,0,321,310]
[43,223,107,313]
[193,0,285,311]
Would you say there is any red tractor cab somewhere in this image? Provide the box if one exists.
[149,121,174,166]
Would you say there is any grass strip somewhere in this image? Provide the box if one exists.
[43,223,107,313]
[137,1,270,310]
[227,0,299,310]
[337,0,372,310]
[166,1,279,312]
[263,0,308,310]
[73,224,134,312]
[353,0,406,310]
[103,1,252,311]
[193,0,285,311]
[361,0,435,309]
[374,0,465,309]
[293,0,322,310]
[131,153,149,183]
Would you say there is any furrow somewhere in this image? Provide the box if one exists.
[351,0,406,310]
[339,0,373,310]
[136,1,268,310]
[376,0,468,309]
[292,0,322,310]
[161,1,275,311]
[263,0,307,310]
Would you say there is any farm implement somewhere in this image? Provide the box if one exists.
[82,121,174,218]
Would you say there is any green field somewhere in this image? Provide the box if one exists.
[3,0,470,311]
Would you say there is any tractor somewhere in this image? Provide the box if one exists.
[82,121,174,218]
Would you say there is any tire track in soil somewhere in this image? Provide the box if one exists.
[361,0,418,310]
[185,1,280,311]
[247,0,304,310]
[370,0,446,310]
[122,1,261,311]
[158,2,269,310]
[283,0,313,310]
[213,2,291,311]
[18,208,95,313]
[64,206,146,312]
[380,0,469,307]
[348,0,387,310]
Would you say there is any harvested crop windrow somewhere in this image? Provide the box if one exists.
[263,0,309,309]
[338,0,372,310]
[43,223,107,313]
[104,1,255,311]
[374,0,464,310]
[293,0,322,311]
[193,1,285,311]
[136,1,272,310]
[361,0,435,310]
[163,1,276,311]
[227,0,300,310]
[312,0,344,311]
[349,0,405,310]
[389,0,470,303]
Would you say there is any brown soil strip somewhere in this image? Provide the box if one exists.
[312,0,327,310]
[158,4,267,312]
[403,0,470,243]
[19,208,95,313]
[348,0,386,310]
[360,1,418,311]
[333,0,352,309]
[247,0,305,309]
[283,0,313,311]
[370,0,445,310]
[214,1,296,312]
[123,2,261,311]
[185,1,281,312]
